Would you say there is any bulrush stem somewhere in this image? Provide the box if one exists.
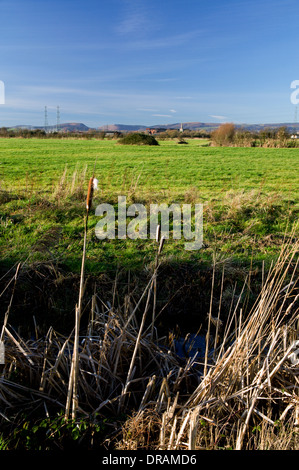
[65,170,96,420]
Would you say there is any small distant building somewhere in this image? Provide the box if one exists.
[146,128,166,135]
[146,128,157,135]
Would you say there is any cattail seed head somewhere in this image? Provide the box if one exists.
[86,177,94,211]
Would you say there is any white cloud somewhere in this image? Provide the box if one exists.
[209,115,228,120]
[137,108,159,112]
[122,29,204,51]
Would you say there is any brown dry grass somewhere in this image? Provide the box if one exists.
[0,229,298,450]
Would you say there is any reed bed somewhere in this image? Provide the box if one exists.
[0,236,298,449]
[154,236,299,451]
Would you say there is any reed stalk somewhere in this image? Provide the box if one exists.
[65,171,96,420]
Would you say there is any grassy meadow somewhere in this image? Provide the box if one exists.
[0,137,298,273]
[0,136,298,450]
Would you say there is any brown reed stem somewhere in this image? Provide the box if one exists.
[65,172,95,420]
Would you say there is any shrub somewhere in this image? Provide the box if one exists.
[211,123,235,146]
[177,135,188,144]
[118,133,159,146]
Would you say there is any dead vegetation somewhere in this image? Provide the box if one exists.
[0,221,298,449]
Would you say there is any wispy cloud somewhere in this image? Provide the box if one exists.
[115,0,152,35]
[209,115,228,120]
[137,107,159,112]
[122,29,204,51]
[152,114,173,118]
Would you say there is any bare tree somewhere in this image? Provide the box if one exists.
[211,123,235,146]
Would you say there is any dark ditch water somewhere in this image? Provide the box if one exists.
[0,260,264,344]
[174,333,207,359]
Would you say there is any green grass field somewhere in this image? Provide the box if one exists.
[0,137,298,274]
[1,138,298,197]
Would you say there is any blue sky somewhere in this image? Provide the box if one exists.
[0,0,299,128]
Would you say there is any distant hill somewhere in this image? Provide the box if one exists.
[98,124,148,132]
[234,122,299,132]
[11,121,299,133]
[152,122,218,131]
[57,123,91,132]
[97,122,222,133]
[13,123,92,132]
[150,122,299,132]
[98,122,299,133]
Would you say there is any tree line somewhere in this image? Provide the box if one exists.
[211,123,299,148]
[0,127,120,139]
[1,124,298,147]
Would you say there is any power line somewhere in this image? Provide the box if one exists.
[56,105,60,132]
[44,106,48,131]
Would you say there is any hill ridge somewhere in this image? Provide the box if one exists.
[10,121,299,133]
